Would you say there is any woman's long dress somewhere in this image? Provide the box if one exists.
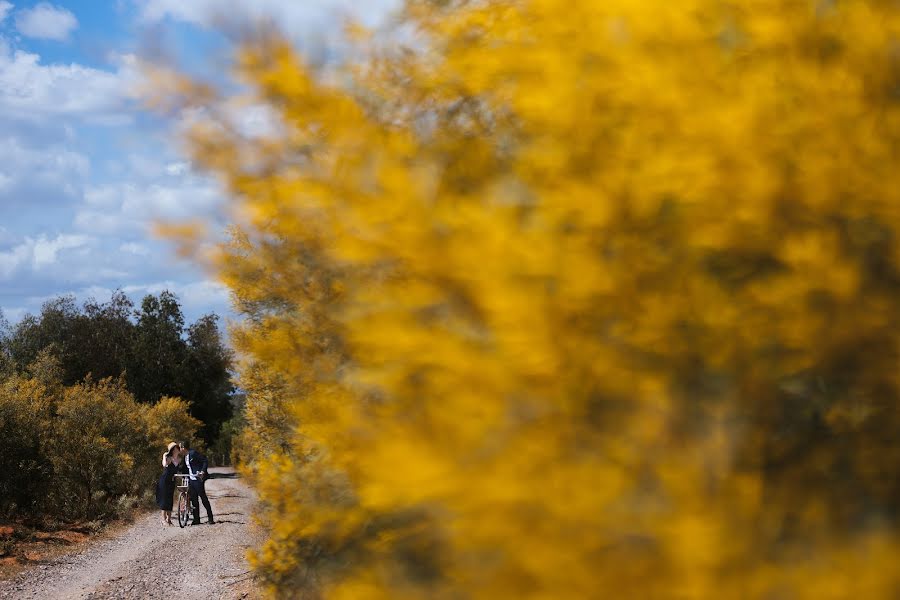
[156,459,177,510]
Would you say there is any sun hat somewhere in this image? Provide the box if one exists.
[166,441,178,454]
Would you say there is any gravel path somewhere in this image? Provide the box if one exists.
[0,467,260,599]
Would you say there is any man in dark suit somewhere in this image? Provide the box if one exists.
[178,441,215,525]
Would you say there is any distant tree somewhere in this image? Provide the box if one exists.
[0,309,12,377]
[211,400,246,467]
[25,346,66,390]
[78,291,136,382]
[7,296,80,383]
[2,290,234,446]
[0,373,55,515]
[129,290,189,404]
[181,314,235,442]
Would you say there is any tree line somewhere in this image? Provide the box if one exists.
[0,290,237,522]
[0,290,234,444]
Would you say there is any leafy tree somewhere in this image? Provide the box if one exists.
[0,309,12,378]
[77,291,136,383]
[233,362,294,462]
[49,376,150,518]
[130,291,188,404]
[25,346,66,390]
[144,395,204,457]
[157,0,900,596]
[5,293,137,386]
[2,291,233,446]
[0,374,55,515]
[181,314,235,442]
[7,296,81,383]
[211,406,246,467]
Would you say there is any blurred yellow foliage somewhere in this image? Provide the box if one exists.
[159,0,900,597]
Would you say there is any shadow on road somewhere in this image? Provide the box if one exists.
[210,519,247,525]
[208,472,240,480]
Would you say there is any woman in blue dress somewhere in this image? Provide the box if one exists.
[155,442,181,525]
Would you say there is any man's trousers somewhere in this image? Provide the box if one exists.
[188,479,214,523]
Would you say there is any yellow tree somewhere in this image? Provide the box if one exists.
[144,395,204,452]
[51,377,150,517]
[0,374,55,514]
[157,0,900,597]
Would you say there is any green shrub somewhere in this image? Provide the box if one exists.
[0,376,54,516]
[0,361,209,522]
[48,377,150,519]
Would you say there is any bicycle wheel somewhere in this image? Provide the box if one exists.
[177,491,190,528]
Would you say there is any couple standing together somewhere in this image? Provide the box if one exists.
[155,441,215,526]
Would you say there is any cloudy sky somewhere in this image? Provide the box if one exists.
[0,0,397,326]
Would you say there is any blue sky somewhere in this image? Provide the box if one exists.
[0,0,397,326]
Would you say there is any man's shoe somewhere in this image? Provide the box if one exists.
[207,519,216,525]
[191,519,201,526]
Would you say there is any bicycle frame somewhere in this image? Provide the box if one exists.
[174,474,193,528]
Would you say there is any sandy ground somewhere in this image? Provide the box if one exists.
[0,467,261,599]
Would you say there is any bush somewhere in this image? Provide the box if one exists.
[0,375,54,515]
[160,0,900,597]
[0,345,211,523]
[211,411,245,467]
[48,377,150,519]
[144,395,203,454]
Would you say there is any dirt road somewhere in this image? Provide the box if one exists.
[0,467,260,599]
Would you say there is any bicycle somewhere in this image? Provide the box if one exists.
[174,473,194,528]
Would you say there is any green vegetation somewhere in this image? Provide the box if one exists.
[1,290,234,442]
[0,356,200,520]
[0,291,236,521]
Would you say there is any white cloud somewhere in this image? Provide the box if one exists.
[125,279,229,312]
[165,161,189,176]
[0,2,13,24]
[32,233,89,267]
[0,233,91,278]
[0,44,134,121]
[0,135,89,176]
[76,177,223,235]
[0,223,205,306]
[119,241,151,256]
[0,239,31,278]
[0,21,230,327]
[15,3,78,41]
[0,134,90,206]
